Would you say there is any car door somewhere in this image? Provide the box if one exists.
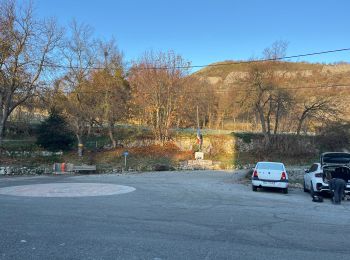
[305,164,317,189]
[308,164,319,189]
[304,167,310,189]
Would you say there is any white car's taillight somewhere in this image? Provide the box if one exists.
[281,172,287,180]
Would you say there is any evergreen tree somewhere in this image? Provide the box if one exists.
[36,110,74,151]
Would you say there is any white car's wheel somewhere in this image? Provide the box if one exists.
[310,182,316,197]
[303,180,308,192]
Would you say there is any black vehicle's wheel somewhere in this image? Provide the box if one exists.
[282,188,288,194]
[303,180,308,192]
[252,185,257,192]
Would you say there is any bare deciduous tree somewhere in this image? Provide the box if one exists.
[263,40,288,60]
[129,50,190,143]
[239,62,275,141]
[90,39,130,148]
[237,41,294,143]
[176,77,218,129]
[60,20,96,155]
[0,0,61,145]
[295,96,340,135]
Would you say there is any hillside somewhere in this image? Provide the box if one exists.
[191,60,350,128]
[194,61,350,86]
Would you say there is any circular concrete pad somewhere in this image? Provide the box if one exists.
[0,183,136,197]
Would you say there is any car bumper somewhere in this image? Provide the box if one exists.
[252,180,288,188]
[317,185,350,195]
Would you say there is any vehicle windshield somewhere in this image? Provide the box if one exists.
[256,162,284,171]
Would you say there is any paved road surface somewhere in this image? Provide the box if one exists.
[1,171,350,260]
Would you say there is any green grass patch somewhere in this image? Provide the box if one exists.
[1,138,38,151]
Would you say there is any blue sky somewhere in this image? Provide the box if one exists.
[33,0,350,70]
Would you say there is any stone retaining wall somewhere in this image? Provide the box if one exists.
[0,166,51,175]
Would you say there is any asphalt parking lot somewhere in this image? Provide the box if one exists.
[1,171,350,260]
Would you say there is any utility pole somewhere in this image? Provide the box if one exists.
[104,50,108,68]
[196,105,203,152]
[196,105,200,129]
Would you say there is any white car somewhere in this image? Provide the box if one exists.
[303,152,350,196]
[251,162,289,194]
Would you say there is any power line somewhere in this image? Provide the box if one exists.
[189,48,350,69]
[41,47,350,71]
[42,83,350,95]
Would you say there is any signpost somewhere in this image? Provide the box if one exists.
[195,105,204,159]
[123,151,129,170]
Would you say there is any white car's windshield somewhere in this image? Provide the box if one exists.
[257,162,284,171]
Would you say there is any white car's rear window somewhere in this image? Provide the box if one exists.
[256,162,284,171]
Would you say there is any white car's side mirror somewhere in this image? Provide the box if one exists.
[304,169,309,173]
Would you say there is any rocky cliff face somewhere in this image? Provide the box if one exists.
[194,61,350,87]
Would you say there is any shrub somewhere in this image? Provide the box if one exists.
[36,109,74,151]
[153,164,171,171]
[317,122,350,151]
[232,132,261,144]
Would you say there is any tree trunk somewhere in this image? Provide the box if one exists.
[266,98,273,135]
[274,115,279,134]
[266,115,271,135]
[108,122,117,148]
[296,111,308,136]
[274,102,281,134]
[215,113,224,130]
[87,123,93,137]
[257,106,267,134]
[0,111,9,147]
[208,113,212,129]
[155,107,161,142]
[256,105,270,145]
[76,134,84,157]
[296,119,304,136]
[0,123,5,147]
[207,105,212,129]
